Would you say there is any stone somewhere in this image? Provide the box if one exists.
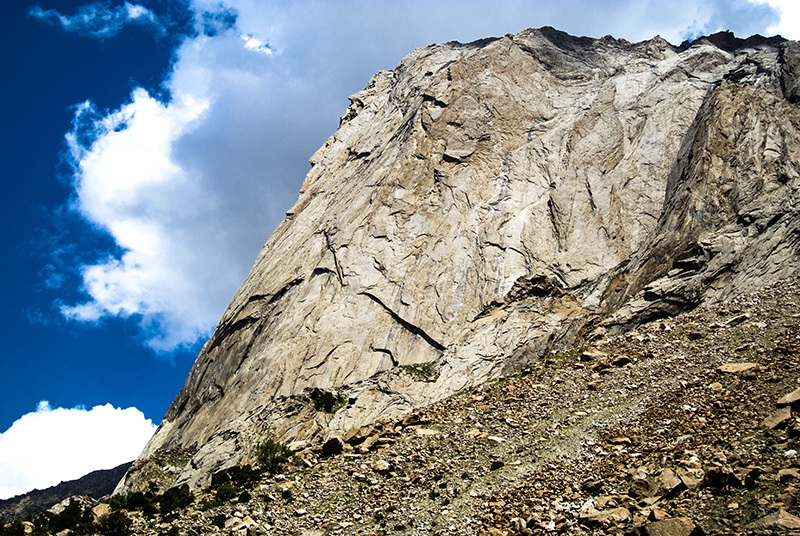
[580,349,607,362]
[118,27,800,493]
[287,440,310,452]
[642,517,704,536]
[652,468,684,497]
[649,508,668,522]
[717,363,759,374]
[777,387,800,406]
[746,508,800,530]
[91,503,110,520]
[371,459,392,473]
[777,468,800,483]
[675,468,704,490]
[762,406,792,429]
[579,507,631,526]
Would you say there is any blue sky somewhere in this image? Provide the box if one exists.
[0,0,795,499]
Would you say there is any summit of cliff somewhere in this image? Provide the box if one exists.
[116,26,800,501]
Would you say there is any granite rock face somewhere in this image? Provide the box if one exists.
[119,28,800,493]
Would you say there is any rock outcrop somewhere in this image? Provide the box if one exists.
[119,28,800,493]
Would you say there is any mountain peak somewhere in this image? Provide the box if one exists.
[117,28,800,498]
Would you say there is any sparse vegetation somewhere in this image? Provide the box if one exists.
[321,437,343,458]
[309,388,346,413]
[158,485,193,515]
[254,438,293,474]
[400,362,439,382]
[96,511,133,536]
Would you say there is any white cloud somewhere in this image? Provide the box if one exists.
[63,89,216,351]
[750,0,799,39]
[57,0,786,352]
[30,1,162,39]
[0,402,156,500]
[240,34,272,55]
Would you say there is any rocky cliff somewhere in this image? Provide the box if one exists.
[119,27,800,494]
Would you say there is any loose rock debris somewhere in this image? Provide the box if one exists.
[13,278,800,535]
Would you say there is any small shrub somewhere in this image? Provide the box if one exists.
[214,482,239,503]
[321,437,343,458]
[159,484,194,515]
[211,514,227,529]
[212,464,261,488]
[106,494,128,511]
[123,491,152,512]
[255,438,293,474]
[0,521,25,536]
[46,499,95,535]
[96,511,132,536]
[309,388,345,413]
[238,490,252,503]
[490,460,505,471]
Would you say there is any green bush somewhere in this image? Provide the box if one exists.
[159,484,194,515]
[34,499,95,535]
[0,521,25,536]
[214,482,239,503]
[96,511,132,536]
[211,513,227,529]
[309,388,345,413]
[321,437,343,458]
[211,464,261,488]
[255,438,293,474]
[108,490,154,514]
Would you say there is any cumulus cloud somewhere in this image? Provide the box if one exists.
[0,402,155,500]
[29,1,163,39]
[63,89,216,350]
[55,0,786,352]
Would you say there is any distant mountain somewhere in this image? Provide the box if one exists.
[0,462,131,523]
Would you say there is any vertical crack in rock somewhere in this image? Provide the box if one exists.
[323,230,346,285]
[359,292,446,353]
[547,196,566,251]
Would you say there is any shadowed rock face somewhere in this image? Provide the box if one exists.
[119,28,800,493]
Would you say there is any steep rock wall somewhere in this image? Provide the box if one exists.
[119,28,800,492]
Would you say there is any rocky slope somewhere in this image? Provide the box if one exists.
[21,277,800,535]
[119,27,800,495]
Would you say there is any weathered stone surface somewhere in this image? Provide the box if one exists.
[777,386,800,406]
[746,508,800,530]
[717,363,758,374]
[642,517,703,536]
[651,468,684,498]
[579,506,631,526]
[762,406,792,429]
[118,28,800,493]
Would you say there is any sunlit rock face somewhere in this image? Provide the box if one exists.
[119,28,800,493]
